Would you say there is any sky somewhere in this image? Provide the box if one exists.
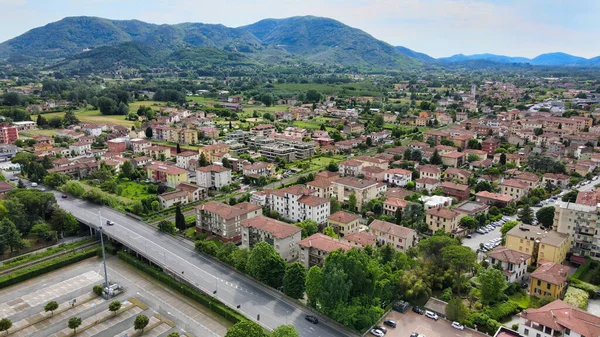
[1,0,599,58]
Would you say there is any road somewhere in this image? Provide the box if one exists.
[53,191,353,337]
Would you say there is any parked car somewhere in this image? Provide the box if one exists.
[451,322,465,330]
[374,326,387,334]
[412,306,424,314]
[305,315,318,324]
[31,182,38,187]
[370,329,384,337]
[383,319,396,328]
[106,220,115,226]
[425,311,438,321]
[61,194,68,199]
[410,333,419,337]
[465,234,472,239]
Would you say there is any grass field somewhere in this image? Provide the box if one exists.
[20,129,57,137]
[273,82,384,96]
[129,101,166,112]
[118,181,155,201]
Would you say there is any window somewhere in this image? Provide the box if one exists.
[524,328,529,335]
[537,280,541,286]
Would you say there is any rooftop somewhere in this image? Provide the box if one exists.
[506,225,569,247]
[486,246,531,264]
[426,207,459,219]
[333,177,377,190]
[369,220,416,238]
[343,232,377,247]
[298,233,353,252]
[328,211,361,224]
[530,261,568,286]
[521,300,600,337]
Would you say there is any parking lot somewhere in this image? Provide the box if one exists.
[376,310,486,337]
[463,220,504,253]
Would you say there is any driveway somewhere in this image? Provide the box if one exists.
[378,311,486,337]
[463,226,502,253]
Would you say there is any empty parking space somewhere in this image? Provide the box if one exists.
[378,311,486,337]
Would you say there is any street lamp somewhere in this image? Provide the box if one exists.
[98,212,109,288]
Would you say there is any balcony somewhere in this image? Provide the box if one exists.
[522,320,562,337]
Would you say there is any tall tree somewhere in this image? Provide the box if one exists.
[0,218,26,252]
[348,193,357,212]
[430,149,442,165]
[442,245,477,296]
[62,110,80,126]
[121,160,134,180]
[134,314,149,333]
[305,266,323,307]
[478,267,507,305]
[330,198,341,213]
[296,219,318,239]
[176,143,182,154]
[499,153,507,165]
[225,321,266,337]
[319,266,351,315]
[145,126,153,139]
[536,206,555,228]
[175,205,186,232]
[518,205,534,225]
[446,297,469,322]
[395,208,402,225]
[283,262,306,299]
[199,153,209,167]
[246,242,286,289]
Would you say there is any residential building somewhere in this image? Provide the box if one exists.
[306,179,334,199]
[440,181,470,201]
[542,173,570,188]
[415,177,441,192]
[501,179,530,201]
[176,182,206,202]
[417,164,442,180]
[518,300,600,337]
[339,159,363,177]
[69,142,91,156]
[426,207,461,234]
[196,165,232,189]
[420,195,453,210]
[12,121,36,131]
[529,261,568,299]
[332,177,378,212]
[475,191,515,207]
[107,139,127,153]
[554,197,600,259]
[441,151,464,167]
[384,168,412,187]
[343,232,377,248]
[175,151,199,170]
[146,163,188,187]
[131,139,151,154]
[0,144,17,160]
[241,216,302,262]
[369,219,418,252]
[242,162,275,177]
[269,185,331,224]
[146,145,172,159]
[453,200,489,217]
[444,168,472,184]
[0,125,18,144]
[299,234,353,268]
[383,197,408,216]
[505,225,570,265]
[196,201,262,242]
[158,190,190,208]
[327,211,361,236]
[482,138,500,154]
[198,144,229,162]
[486,246,531,283]
[250,124,276,137]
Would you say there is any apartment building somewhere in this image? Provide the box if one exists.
[175,151,199,170]
[131,139,151,154]
[241,216,302,262]
[298,233,353,268]
[269,185,330,224]
[196,201,262,242]
[383,197,408,216]
[554,197,600,259]
[327,211,361,236]
[417,164,441,180]
[259,144,295,162]
[306,179,334,199]
[249,124,276,137]
[500,179,530,201]
[486,246,531,283]
[440,181,470,201]
[529,261,568,299]
[146,163,188,187]
[369,219,417,252]
[242,162,275,177]
[518,300,600,337]
[339,159,363,177]
[505,225,570,265]
[332,177,378,212]
[198,143,229,162]
[542,173,570,188]
[384,168,412,187]
[426,207,461,235]
[146,145,172,159]
[475,191,515,207]
[196,165,232,189]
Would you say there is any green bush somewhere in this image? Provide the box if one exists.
[564,286,589,309]
[0,248,97,289]
[484,301,521,321]
[117,251,246,324]
[464,312,501,335]
[93,285,103,296]
[569,278,599,298]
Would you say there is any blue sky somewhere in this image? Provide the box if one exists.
[1,0,599,58]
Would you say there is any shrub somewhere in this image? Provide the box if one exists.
[484,301,521,321]
[464,312,501,335]
[564,286,589,309]
[93,285,104,296]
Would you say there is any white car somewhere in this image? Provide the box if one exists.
[370,329,384,337]
[451,322,464,330]
[425,311,438,321]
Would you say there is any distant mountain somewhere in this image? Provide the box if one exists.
[394,46,436,62]
[0,16,420,73]
[438,52,600,67]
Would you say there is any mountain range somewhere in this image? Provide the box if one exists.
[0,16,598,74]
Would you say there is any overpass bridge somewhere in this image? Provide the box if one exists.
[53,191,354,337]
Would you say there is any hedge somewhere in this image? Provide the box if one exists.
[464,312,501,335]
[571,258,593,280]
[484,301,521,322]
[0,247,98,289]
[117,251,247,324]
[569,278,599,298]
[564,286,589,309]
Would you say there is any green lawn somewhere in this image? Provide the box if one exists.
[118,181,154,200]
[20,129,57,137]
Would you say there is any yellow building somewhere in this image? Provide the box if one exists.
[529,261,568,299]
[146,145,172,159]
[505,224,570,265]
[178,129,198,145]
[331,177,378,212]
[327,211,361,236]
[146,163,188,188]
[425,207,461,234]
[198,143,229,162]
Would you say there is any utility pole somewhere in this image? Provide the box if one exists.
[99,211,109,288]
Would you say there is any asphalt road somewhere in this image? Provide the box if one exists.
[53,191,352,337]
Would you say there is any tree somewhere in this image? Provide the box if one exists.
[98,97,117,115]
[394,208,402,225]
[323,226,338,238]
[442,245,476,296]
[271,325,299,337]
[222,157,232,169]
[366,137,373,147]
[0,218,26,252]
[134,314,149,333]
[247,242,286,288]
[176,143,182,154]
[500,221,519,243]
[283,262,306,299]
[348,193,357,211]
[43,172,68,189]
[459,216,477,230]
[167,333,180,337]
[44,301,59,316]
[0,318,11,335]
[305,265,322,307]
[50,209,80,236]
[326,162,338,172]
[330,197,341,213]
[158,220,176,235]
[518,205,534,225]
[468,138,481,150]
[31,223,56,241]
[296,219,318,238]
[474,180,492,192]
[175,205,186,232]
[145,126,153,138]
[198,152,209,167]
[446,297,469,322]
[259,93,274,107]
[430,149,442,165]
[306,90,321,103]
[478,267,507,305]
[121,160,134,180]
[108,300,121,315]
[63,110,80,126]
[499,153,507,165]
[225,320,266,337]
[536,206,555,228]
[68,317,82,334]
[17,179,24,188]
[562,190,578,202]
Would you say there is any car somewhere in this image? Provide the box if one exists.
[410,333,419,337]
[476,229,485,234]
[451,322,465,330]
[465,234,472,239]
[383,319,396,328]
[61,194,68,198]
[106,220,115,226]
[370,329,384,337]
[412,306,424,314]
[374,326,387,334]
[305,315,318,324]
[425,310,438,321]
[535,203,543,207]
[31,182,38,187]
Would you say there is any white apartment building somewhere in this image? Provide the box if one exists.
[240,216,302,262]
[384,168,412,187]
[176,151,199,170]
[486,246,531,283]
[196,165,232,189]
[553,200,600,259]
[269,185,330,224]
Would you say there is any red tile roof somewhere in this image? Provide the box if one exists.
[426,207,459,219]
[441,181,470,192]
[475,191,515,202]
[369,220,416,238]
[328,211,360,224]
[196,164,230,173]
[297,195,329,207]
[147,163,187,175]
[384,197,408,208]
[502,179,529,189]
[486,246,531,264]
[241,216,301,239]
[298,233,353,252]
[522,300,600,337]
[531,261,568,286]
[344,232,377,247]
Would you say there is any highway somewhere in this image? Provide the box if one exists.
[52,191,353,337]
